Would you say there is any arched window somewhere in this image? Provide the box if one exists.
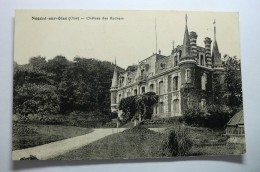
[134,89,137,95]
[150,84,154,92]
[159,81,164,95]
[173,76,178,91]
[185,69,191,83]
[141,87,145,93]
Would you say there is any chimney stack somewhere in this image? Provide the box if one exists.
[190,31,198,61]
[204,37,212,67]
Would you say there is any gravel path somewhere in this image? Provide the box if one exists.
[12,128,126,160]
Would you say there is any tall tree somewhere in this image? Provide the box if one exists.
[223,55,243,108]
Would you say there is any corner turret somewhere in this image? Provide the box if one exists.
[110,58,118,112]
[212,20,222,68]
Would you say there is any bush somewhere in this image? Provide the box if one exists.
[161,125,193,156]
[206,105,233,128]
[20,155,39,160]
[183,105,233,129]
[142,117,183,127]
[14,110,113,128]
[182,107,205,127]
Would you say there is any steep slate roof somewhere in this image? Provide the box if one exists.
[227,110,244,126]
[111,65,118,88]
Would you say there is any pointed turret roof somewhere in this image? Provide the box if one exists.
[111,58,118,88]
[181,14,192,59]
[212,20,222,67]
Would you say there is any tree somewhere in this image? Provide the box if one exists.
[135,92,158,122]
[223,55,242,108]
[46,55,70,83]
[29,56,47,70]
[119,92,158,126]
[13,84,60,115]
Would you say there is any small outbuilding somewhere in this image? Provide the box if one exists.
[225,110,245,144]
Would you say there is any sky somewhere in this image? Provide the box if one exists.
[14,10,240,69]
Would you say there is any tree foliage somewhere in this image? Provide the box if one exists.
[119,92,158,124]
[13,56,122,117]
[222,55,243,108]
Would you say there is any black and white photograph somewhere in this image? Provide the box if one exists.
[12,10,245,160]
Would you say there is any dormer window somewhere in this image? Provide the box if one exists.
[178,50,182,59]
[200,54,205,66]
[174,55,178,67]
[160,63,166,69]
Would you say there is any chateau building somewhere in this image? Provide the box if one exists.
[110,15,224,118]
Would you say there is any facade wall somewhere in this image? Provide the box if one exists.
[111,31,222,118]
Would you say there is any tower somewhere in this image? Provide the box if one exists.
[179,14,197,87]
[110,58,118,112]
[179,14,198,110]
[212,20,222,68]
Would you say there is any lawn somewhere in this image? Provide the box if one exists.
[53,126,164,160]
[52,125,245,160]
[12,123,93,150]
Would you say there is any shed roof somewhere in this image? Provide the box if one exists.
[227,110,244,126]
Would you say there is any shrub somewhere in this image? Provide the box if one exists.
[182,107,205,127]
[183,105,234,129]
[142,117,183,127]
[20,155,39,160]
[206,105,233,128]
[161,125,193,156]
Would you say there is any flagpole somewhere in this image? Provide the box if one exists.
[155,17,158,54]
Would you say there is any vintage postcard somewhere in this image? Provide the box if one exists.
[13,10,245,160]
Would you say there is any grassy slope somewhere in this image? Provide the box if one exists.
[53,126,163,160]
[52,126,245,160]
[13,124,93,150]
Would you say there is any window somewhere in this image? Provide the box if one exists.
[173,99,179,115]
[159,81,164,95]
[141,69,145,80]
[173,76,178,91]
[160,63,166,69]
[118,94,122,103]
[185,69,191,83]
[201,99,206,110]
[200,54,205,66]
[201,73,207,90]
[134,89,137,95]
[141,87,145,93]
[150,84,154,92]
[174,55,178,67]
[187,96,192,108]
[159,102,164,114]
[127,91,131,97]
[178,50,182,59]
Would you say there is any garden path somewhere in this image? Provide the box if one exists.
[12,128,127,160]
